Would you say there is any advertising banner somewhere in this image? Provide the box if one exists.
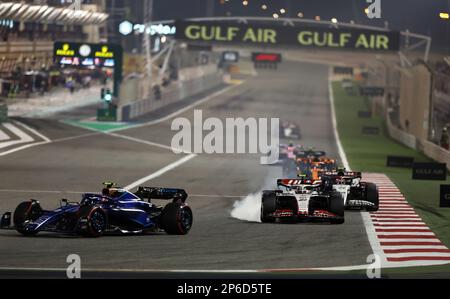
[175,21,400,52]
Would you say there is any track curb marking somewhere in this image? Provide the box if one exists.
[364,173,450,267]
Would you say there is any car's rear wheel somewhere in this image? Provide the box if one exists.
[365,183,379,211]
[161,203,193,235]
[78,206,107,237]
[13,201,42,236]
[261,191,277,223]
[329,192,345,224]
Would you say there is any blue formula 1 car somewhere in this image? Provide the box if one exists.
[0,183,193,237]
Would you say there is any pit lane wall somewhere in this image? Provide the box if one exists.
[117,64,223,121]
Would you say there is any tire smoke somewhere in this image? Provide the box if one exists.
[230,193,262,223]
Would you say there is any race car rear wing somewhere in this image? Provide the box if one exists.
[296,150,326,158]
[135,187,188,203]
[277,179,321,188]
[321,171,362,178]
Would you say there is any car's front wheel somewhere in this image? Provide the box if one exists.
[13,201,42,236]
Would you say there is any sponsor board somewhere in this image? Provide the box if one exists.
[54,42,122,69]
[440,185,450,208]
[386,156,414,168]
[362,126,380,135]
[412,163,447,180]
[54,41,123,96]
[358,111,372,118]
[175,21,400,51]
[360,86,385,97]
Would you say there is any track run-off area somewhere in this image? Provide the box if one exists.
[0,61,449,274]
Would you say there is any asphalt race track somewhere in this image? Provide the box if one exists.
[0,61,373,272]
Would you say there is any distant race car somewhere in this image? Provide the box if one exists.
[260,178,344,224]
[278,143,303,162]
[282,149,335,178]
[296,157,338,180]
[280,122,301,139]
[0,183,193,237]
[320,170,379,211]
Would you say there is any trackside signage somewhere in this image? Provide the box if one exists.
[440,185,450,208]
[175,21,400,51]
[412,162,447,180]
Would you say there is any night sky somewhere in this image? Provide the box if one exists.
[119,0,450,51]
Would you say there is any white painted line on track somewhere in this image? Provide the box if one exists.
[0,123,34,149]
[327,69,350,170]
[0,121,51,157]
[328,71,388,267]
[14,121,51,142]
[123,153,197,191]
[0,125,10,141]
[0,141,50,157]
[106,132,180,152]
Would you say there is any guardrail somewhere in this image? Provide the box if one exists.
[386,111,417,150]
[0,103,7,123]
[119,71,223,121]
[423,140,450,171]
[386,108,450,171]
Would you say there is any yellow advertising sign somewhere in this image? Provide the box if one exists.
[175,21,400,51]
[55,43,75,56]
[95,46,114,58]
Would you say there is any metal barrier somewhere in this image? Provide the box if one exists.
[0,103,7,123]
[386,111,417,150]
[423,140,450,171]
[119,72,223,121]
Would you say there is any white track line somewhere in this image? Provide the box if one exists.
[0,141,50,157]
[0,121,51,157]
[14,121,51,142]
[0,123,34,149]
[328,69,350,170]
[123,153,197,191]
[105,132,184,153]
[0,125,10,141]
[328,70,387,268]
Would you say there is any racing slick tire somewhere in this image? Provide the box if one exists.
[365,183,379,212]
[329,192,345,224]
[78,206,108,237]
[13,201,43,236]
[261,191,277,223]
[161,203,193,235]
